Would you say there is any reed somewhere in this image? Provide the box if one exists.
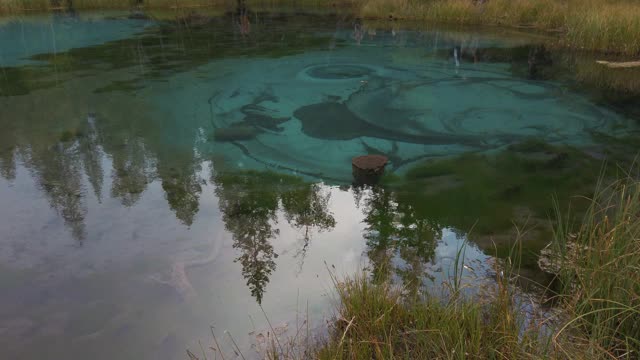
[552,175,640,357]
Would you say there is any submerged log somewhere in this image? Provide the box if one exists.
[352,155,388,185]
[596,60,640,69]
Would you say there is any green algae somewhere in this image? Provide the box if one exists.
[386,139,603,237]
[0,65,62,96]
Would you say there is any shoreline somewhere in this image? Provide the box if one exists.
[2,1,640,56]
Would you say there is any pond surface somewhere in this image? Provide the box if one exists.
[1,10,639,360]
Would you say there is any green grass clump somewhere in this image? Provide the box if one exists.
[315,274,549,360]
[552,175,640,357]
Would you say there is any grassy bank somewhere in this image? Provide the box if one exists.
[357,0,640,55]
[314,273,554,359]
[550,175,640,357]
[254,176,640,359]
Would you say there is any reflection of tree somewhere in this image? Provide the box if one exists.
[0,146,17,181]
[213,171,280,304]
[108,137,155,207]
[27,143,87,243]
[358,186,440,290]
[158,152,203,226]
[360,186,396,283]
[281,183,336,271]
[213,170,336,303]
[0,113,18,181]
[395,201,440,263]
[79,117,104,202]
[395,200,440,295]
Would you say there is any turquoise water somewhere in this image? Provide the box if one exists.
[1,11,639,360]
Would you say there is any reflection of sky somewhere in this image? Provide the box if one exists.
[0,151,491,359]
[0,15,151,66]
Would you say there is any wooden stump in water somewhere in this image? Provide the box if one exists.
[352,155,388,185]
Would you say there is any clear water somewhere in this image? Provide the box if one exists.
[1,11,639,360]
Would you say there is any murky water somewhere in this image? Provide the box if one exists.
[1,10,639,360]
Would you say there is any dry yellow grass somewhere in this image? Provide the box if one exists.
[356,0,640,54]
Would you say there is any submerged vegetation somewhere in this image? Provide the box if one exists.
[381,140,603,276]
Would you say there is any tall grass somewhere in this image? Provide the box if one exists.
[356,0,640,55]
[314,276,551,359]
[360,0,566,29]
[565,1,640,55]
[552,175,640,357]
[304,239,566,360]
